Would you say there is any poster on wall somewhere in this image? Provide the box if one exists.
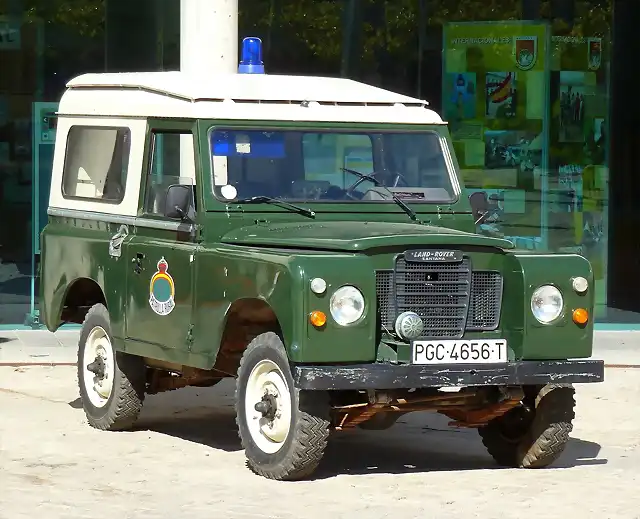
[548,33,609,295]
[442,21,549,246]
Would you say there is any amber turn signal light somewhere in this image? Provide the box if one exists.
[572,308,589,325]
[309,310,327,328]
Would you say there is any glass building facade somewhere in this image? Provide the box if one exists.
[0,0,638,327]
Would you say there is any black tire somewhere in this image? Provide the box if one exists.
[358,412,402,431]
[235,332,331,481]
[77,303,146,431]
[478,384,575,468]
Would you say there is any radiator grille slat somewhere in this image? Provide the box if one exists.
[376,270,394,332]
[375,257,503,338]
[395,256,471,339]
[467,271,503,330]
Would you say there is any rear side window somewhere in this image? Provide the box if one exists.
[62,126,131,203]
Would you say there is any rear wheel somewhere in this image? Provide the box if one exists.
[77,303,146,431]
[479,384,575,468]
[235,332,331,481]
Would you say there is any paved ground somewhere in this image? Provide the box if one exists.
[1,364,638,519]
[0,329,80,365]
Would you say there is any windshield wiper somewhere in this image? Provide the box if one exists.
[340,167,419,223]
[234,196,316,218]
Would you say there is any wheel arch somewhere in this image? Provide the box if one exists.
[210,297,284,376]
[58,276,107,328]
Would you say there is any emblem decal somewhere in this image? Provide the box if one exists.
[587,37,602,71]
[513,36,538,71]
[149,257,176,316]
[404,250,463,263]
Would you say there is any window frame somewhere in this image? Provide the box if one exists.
[142,128,198,218]
[207,124,460,205]
[60,124,131,205]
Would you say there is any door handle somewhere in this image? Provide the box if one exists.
[132,252,145,274]
[109,225,129,258]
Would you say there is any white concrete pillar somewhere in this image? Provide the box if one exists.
[180,0,239,74]
[180,0,238,184]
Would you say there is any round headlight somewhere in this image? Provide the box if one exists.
[329,286,365,326]
[531,285,564,324]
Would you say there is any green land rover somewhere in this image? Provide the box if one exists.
[40,68,604,481]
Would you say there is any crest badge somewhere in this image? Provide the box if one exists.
[513,36,538,71]
[149,257,176,316]
[587,37,602,71]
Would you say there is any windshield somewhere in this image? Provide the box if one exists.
[209,128,457,204]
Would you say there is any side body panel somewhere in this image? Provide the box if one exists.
[190,245,376,367]
[515,253,595,359]
[40,114,147,339]
[120,118,204,365]
[123,230,197,356]
[40,216,131,339]
[190,245,303,366]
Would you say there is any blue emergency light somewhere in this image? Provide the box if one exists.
[238,37,265,74]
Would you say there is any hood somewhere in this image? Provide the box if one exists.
[220,221,514,252]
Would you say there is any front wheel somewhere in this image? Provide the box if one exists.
[478,384,576,468]
[235,332,330,481]
[77,303,146,431]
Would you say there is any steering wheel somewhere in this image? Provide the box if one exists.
[343,170,410,200]
[389,172,410,188]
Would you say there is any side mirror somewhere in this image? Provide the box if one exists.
[164,184,193,220]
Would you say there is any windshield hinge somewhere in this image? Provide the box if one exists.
[437,206,455,219]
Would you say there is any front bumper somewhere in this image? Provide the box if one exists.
[292,359,605,390]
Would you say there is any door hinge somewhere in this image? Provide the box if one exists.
[186,324,194,349]
[192,224,203,243]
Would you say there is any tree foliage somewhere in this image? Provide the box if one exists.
[10,0,613,77]
[24,0,104,38]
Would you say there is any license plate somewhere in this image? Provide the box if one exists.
[411,339,508,365]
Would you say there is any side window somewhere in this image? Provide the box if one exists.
[144,131,196,216]
[302,133,374,191]
[62,126,130,203]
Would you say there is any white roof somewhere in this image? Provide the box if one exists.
[67,71,428,105]
[59,71,445,125]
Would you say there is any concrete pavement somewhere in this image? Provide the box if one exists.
[0,329,80,365]
[1,364,639,518]
[1,329,639,366]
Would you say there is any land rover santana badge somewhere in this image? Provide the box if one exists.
[404,250,463,262]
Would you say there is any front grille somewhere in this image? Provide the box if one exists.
[396,255,472,338]
[467,271,503,330]
[375,255,503,339]
[376,270,394,332]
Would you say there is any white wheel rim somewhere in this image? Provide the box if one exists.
[244,359,292,454]
[82,326,116,409]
